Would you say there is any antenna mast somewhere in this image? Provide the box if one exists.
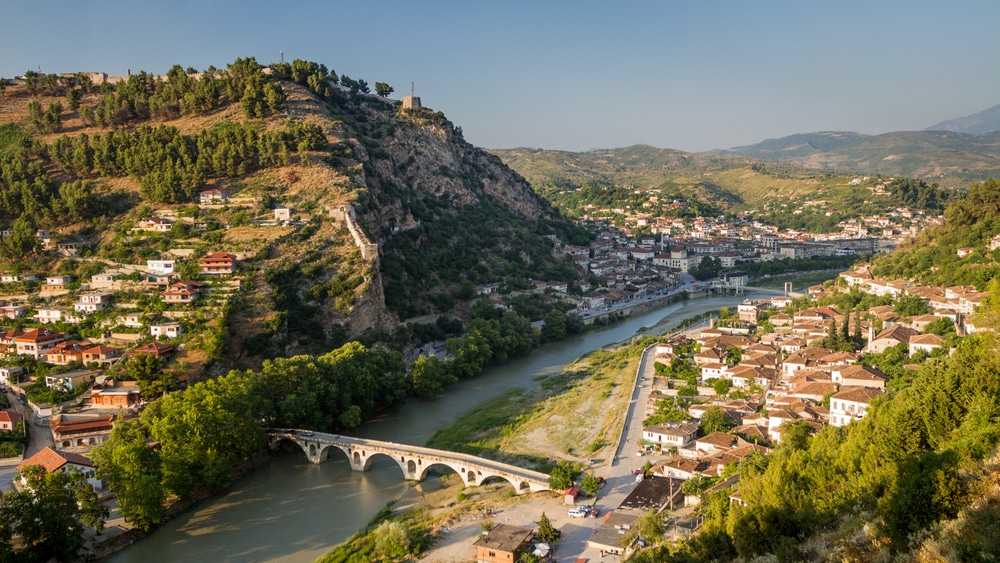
[280,50,284,63]
[411,82,415,97]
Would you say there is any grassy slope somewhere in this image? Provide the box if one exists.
[491,145,858,211]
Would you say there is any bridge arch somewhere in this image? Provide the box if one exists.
[478,474,522,492]
[418,461,478,484]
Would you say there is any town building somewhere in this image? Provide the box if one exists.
[830,387,883,427]
[18,446,103,490]
[199,252,237,275]
[472,524,534,563]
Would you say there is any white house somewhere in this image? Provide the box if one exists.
[44,369,99,391]
[146,260,176,275]
[18,447,103,491]
[150,323,183,338]
[75,291,112,314]
[34,306,72,324]
[830,387,882,427]
[642,422,699,450]
[122,312,145,328]
[0,366,24,386]
[909,333,945,355]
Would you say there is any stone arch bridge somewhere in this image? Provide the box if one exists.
[267,429,551,494]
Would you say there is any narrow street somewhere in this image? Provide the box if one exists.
[558,321,708,562]
[556,342,658,562]
[1,387,54,492]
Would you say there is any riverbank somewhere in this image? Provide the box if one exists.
[104,293,751,563]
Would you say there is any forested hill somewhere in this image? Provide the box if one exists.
[870,178,1000,289]
[0,58,581,369]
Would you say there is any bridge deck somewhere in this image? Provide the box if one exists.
[267,429,550,490]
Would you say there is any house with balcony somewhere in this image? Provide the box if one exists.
[199,188,228,204]
[129,341,175,359]
[82,345,124,365]
[198,252,236,275]
[41,275,72,294]
[643,422,699,451]
[75,291,113,314]
[150,323,183,339]
[146,260,176,276]
[135,216,173,232]
[14,329,66,359]
[34,306,73,324]
[42,341,90,365]
[161,280,208,304]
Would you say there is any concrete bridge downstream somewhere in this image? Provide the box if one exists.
[710,280,805,298]
[267,429,551,494]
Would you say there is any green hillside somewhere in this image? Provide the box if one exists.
[715,130,1000,187]
[491,145,854,211]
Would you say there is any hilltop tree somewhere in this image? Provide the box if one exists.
[375,82,393,97]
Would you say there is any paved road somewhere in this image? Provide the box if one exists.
[556,319,711,562]
[557,344,660,563]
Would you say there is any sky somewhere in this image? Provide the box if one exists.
[2,0,998,152]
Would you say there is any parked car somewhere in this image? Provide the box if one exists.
[568,506,589,518]
[588,507,601,518]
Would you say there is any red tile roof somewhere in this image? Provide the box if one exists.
[17,446,93,473]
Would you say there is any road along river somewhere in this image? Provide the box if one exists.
[105,293,755,562]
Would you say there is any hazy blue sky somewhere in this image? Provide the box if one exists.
[3,0,998,152]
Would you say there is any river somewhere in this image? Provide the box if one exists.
[105,293,755,563]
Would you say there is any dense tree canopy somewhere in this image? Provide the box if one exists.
[0,465,108,562]
[93,342,409,529]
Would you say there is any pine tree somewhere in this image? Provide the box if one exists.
[535,512,560,543]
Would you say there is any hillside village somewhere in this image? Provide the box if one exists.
[636,269,985,498]
[0,179,982,463]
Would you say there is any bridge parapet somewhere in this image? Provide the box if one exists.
[266,429,550,494]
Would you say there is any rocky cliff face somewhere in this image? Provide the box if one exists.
[239,87,573,347]
[378,120,554,222]
[326,101,573,326]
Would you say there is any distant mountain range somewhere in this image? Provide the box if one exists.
[711,129,1000,186]
[926,103,1000,135]
[708,104,1000,186]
